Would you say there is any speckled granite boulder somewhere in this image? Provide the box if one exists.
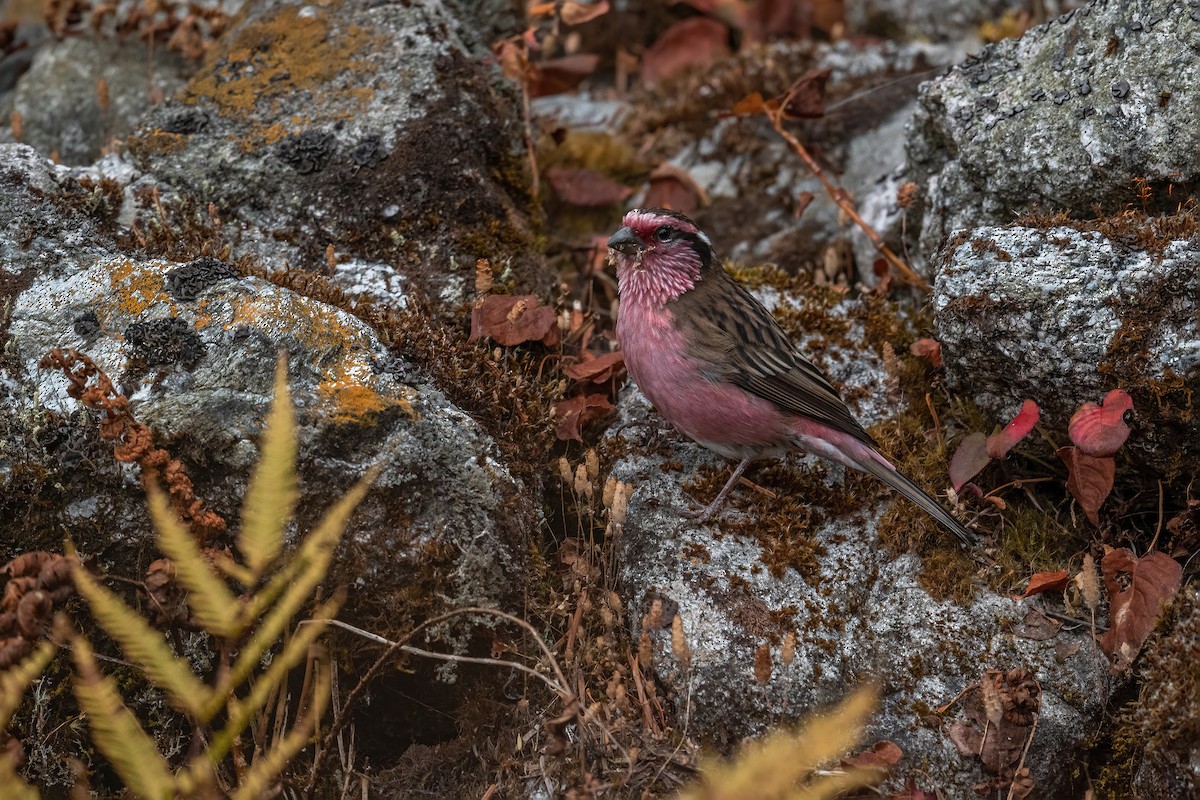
[933,225,1200,474]
[0,37,190,166]
[607,288,1107,799]
[130,0,543,301]
[907,0,1200,262]
[0,140,534,647]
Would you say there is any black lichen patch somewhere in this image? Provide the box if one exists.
[124,317,206,368]
[165,257,240,301]
[349,135,388,169]
[73,311,101,340]
[276,129,337,174]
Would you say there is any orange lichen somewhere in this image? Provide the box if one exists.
[186,5,378,120]
[105,259,176,319]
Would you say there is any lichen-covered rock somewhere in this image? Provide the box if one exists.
[0,37,190,166]
[844,0,1069,42]
[906,0,1200,263]
[131,0,544,300]
[933,225,1199,474]
[607,289,1108,799]
[0,141,539,786]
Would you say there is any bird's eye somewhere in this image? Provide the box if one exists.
[654,227,674,242]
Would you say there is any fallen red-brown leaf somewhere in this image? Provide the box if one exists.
[1099,548,1182,673]
[546,167,633,206]
[842,739,903,771]
[643,164,708,216]
[1058,446,1115,526]
[564,351,625,384]
[530,53,602,97]
[554,393,613,441]
[641,17,729,86]
[1013,569,1069,600]
[909,337,942,367]
[470,295,560,347]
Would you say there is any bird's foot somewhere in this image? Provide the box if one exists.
[679,496,724,523]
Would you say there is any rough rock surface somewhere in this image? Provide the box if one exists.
[0,142,534,688]
[906,0,1200,263]
[0,37,190,165]
[934,225,1199,473]
[844,0,1073,42]
[130,0,542,301]
[607,290,1107,799]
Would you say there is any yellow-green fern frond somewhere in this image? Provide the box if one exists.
[204,592,342,754]
[0,639,55,729]
[238,355,297,579]
[148,483,242,638]
[71,636,176,800]
[0,751,41,800]
[233,465,377,676]
[71,562,212,719]
[230,656,331,800]
[680,686,879,800]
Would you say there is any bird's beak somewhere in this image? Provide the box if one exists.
[607,226,644,256]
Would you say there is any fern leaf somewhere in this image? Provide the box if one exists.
[0,753,41,800]
[230,657,331,800]
[238,355,297,579]
[71,561,212,719]
[0,639,55,730]
[204,593,341,757]
[680,686,878,800]
[147,482,242,638]
[226,467,377,693]
[71,636,176,800]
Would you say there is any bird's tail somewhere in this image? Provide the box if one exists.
[855,456,976,546]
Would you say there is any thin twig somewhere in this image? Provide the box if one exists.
[1005,712,1039,800]
[765,95,928,291]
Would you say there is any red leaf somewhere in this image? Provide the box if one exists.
[725,91,777,118]
[843,740,903,771]
[949,432,990,491]
[778,67,832,119]
[986,399,1040,460]
[909,338,942,367]
[529,53,602,97]
[1098,549,1182,673]
[1013,570,1069,600]
[564,351,625,383]
[546,167,633,206]
[643,164,708,216]
[1068,389,1133,457]
[641,18,729,86]
[554,393,613,441]
[560,0,609,25]
[1058,446,1115,526]
[469,295,559,347]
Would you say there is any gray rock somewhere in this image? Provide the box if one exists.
[607,282,1107,798]
[0,37,190,165]
[933,225,1199,472]
[844,0,1074,42]
[131,0,543,299]
[907,0,1200,263]
[0,139,534,665]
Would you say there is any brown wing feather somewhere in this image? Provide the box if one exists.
[669,267,878,448]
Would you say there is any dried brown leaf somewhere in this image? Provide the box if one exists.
[553,393,613,441]
[564,351,625,384]
[470,295,559,346]
[1098,548,1182,672]
[1058,446,1115,526]
[546,166,633,206]
[641,17,729,86]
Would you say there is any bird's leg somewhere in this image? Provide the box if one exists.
[681,457,752,522]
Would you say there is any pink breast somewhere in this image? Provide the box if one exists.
[618,304,790,454]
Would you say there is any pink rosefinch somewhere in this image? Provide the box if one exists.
[608,208,973,545]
